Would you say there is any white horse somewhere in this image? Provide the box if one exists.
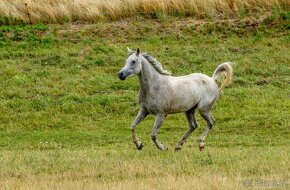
[118,48,233,151]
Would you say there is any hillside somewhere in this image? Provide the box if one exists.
[0,14,289,189]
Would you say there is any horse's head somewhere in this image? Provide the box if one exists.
[118,48,142,80]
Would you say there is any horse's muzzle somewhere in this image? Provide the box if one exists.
[118,71,126,80]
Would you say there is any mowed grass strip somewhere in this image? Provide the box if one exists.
[0,16,289,189]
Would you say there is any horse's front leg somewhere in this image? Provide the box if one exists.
[151,114,168,151]
[130,108,148,150]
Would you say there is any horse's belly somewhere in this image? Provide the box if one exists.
[166,96,199,114]
[140,96,185,115]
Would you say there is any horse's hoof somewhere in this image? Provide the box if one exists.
[174,147,182,152]
[137,143,143,150]
[199,143,205,151]
[162,146,168,151]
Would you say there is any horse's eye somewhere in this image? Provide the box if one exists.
[132,60,136,64]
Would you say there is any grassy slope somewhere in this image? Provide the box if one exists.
[0,16,289,189]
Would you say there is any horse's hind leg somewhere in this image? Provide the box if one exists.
[175,106,198,151]
[130,108,148,150]
[198,109,215,151]
[151,114,168,151]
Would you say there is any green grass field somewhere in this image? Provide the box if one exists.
[0,14,289,189]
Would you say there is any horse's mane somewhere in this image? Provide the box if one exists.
[127,51,171,75]
[141,53,171,76]
[141,53,171,75]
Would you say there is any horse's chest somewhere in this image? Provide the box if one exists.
[138,90,162,114]
[138,96,157,113]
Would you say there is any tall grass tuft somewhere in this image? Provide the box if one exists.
[0,0,289,24]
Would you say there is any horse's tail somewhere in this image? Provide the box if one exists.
[212,62,234,91]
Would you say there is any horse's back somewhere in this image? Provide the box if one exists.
[170,73,217,90]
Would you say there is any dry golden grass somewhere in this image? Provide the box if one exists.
[0,146,289,190]
[0,175,242,190]
[0,0,289,23]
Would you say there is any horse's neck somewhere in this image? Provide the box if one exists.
[138,57,162,92]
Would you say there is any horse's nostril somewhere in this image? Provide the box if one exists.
[118,71,125,80]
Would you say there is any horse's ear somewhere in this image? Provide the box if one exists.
[136,48,140,56]
[127,47,134,55]
[127,47,132,52]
